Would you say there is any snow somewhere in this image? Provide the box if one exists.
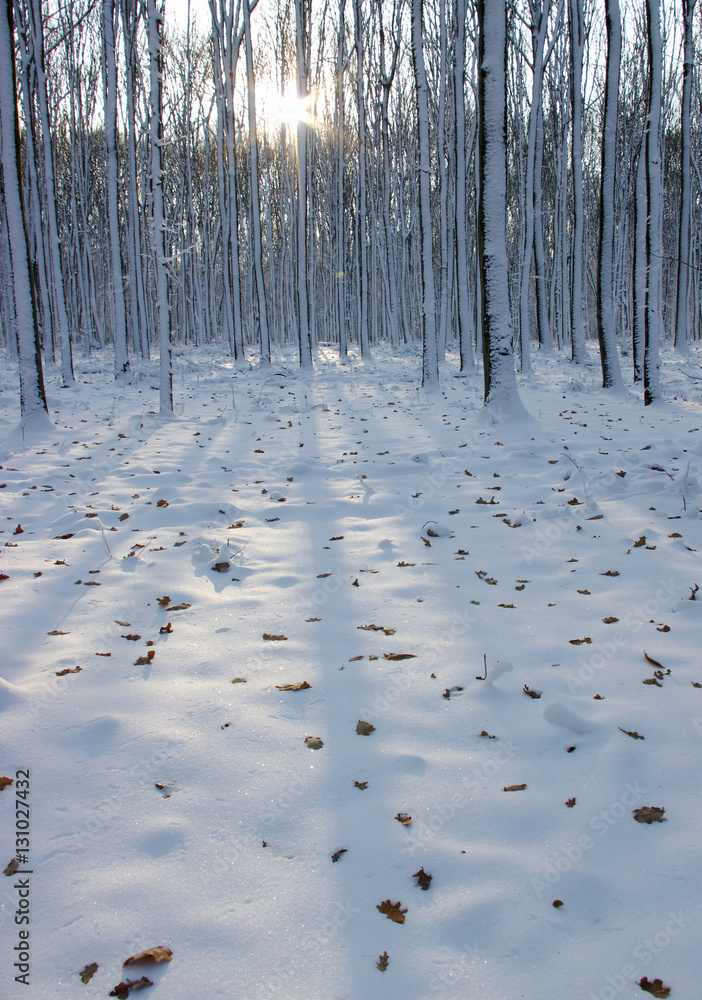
[1,344,701,999]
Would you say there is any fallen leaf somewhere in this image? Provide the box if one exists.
[231,677,246,684]
[384,653,416,661]
[577,589,590,595]
[643,651,665,668]
[157,596,171,606]
[54,532,75,538]
[55,666,82,676]
[4,859,19,876]
[79,962,98,984]
[566,798,576,807]
[480,730,496,739]
[352,578,359,586]
[156,499,169,507]
[395,812,412,825]
[553,899,564,908]
[639,977,671,997]
[356,720,376,735]
[304,736,324,749]
[306,617,321,622]
[397,561,416,567]
[47,630,70,635]
[109,977,153,998]
[317,572,332,578]
[421,536,431,547]
[331,848,347,862]
[569,637,592,645]
[329,535,344,541]
[376,951,389,971]
[503,784,527,792]
[134,652,155,666]
[523,685,541,699]
[377,900,407,923]
[656,624,670,632]
[633,536,647,547]
[13,524,23,534]
[121,634,141,641]
[275,681,311,691]
[166,603,190,611]
[619,727,644,740]
[358,624,395,635]
[354,781,368,789]
[212,562,230,573]
[159,622,173,634]
[600,570,620,577]
[633,806,666,824]
[263,633,288,641]
[123,947,173,966]
[0,777,13,791]
[602,616,619,624]
[594,694,604,699]
[413,867,432,890]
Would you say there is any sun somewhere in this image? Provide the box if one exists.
[257,83,316,130]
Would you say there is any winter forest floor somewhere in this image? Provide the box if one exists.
[1,343,702,1000]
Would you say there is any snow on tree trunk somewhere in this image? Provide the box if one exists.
[454,0,476,373]
[569,0,588,364]
[0,0,48,421]
[477,0,525,415]
[674,0,696,357]
[148,0,172,413]
[295,0,312,367]
[102,0,129,375]
[596,0,625,391]
[412,0,438,385]
[644,0,662,405]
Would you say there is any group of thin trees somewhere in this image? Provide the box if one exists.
[0,0,701,417]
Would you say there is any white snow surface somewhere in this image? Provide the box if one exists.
[1,344,701,1000]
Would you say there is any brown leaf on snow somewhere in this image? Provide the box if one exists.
[376,951,389,971]
[231,678,246,684]
[121,634,141,641]
[317,573,332,578]
[159,622,173,634]
[633,536,647,548]
[134,652,155,666]
[0,777,13,791]
[166,603,190,611]
[619,728,645,740]
[656,624,670,632]
[643,651,665,668]
[356,720,376,735]
[109,977,153,998]
[275,682,311,691]
[397,561,416,567]
[304,736,324,749]
[331,848,347,862]
[4,859,19,876]
[377,900,407,924]
[413,867,432,890]
[123,947,173,966]
[395,812,412,825]
[47,630,70,635]
[633,806,666,824]
[569,637,592,645]
[13,524,23,534]
[480,731,496,739]
[358,624,395,635]
[639,977,671,998]
[384,653,416,661]
[306,617,321,622]
[212,562,230,573]
[263,633,288,641]
[602,616,619,624]
[523,685,541,699]
[503,784,527,792]
[355,781,368,789]
[56,666,82,676]
[157,596,171,606]
[600,570,620,577]
[566,798,576,807]
[643,677,663,686]
[79,962,98,984]
[156,499,169,507]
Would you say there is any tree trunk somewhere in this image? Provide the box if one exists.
[644,0,662,405]
[674,0,695,357]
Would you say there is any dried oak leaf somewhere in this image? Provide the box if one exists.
[639,978,671,998]
[212,562,230,573]
[0,777,13,791]
[156,499,169,507]
[376,951,389,971]
[358,624,395,635]
[643,651,665,668]
[123,947,173,966]
[109,977,153,998]
[503,784,527,792]
[633,806,666,824]
[47,629,70,635]
[79,962,98,984]
[263,633,288,641]
[306,617,321,622]
[331,848,347,862]
[620,727,645,740]
[603,616,619,624]
[159,622,173,634]
[354,781,368,789]
[356,720,376,735]
[134,652,155,666]
[413,867,432,890]
[566,797,576,807]
[304,736,324,750]
[600,570,620,577]
[480,730,496,739]
[395,812,412,825]
[633,536,647,548]
[4,859,19,876]
[643,677,663,687]
[157,596,171,606]
[167,603,190,611]
[397,561,416,567]
[56,666,82,676]
[569,637,592,645]
[384,653,416,661]
[121,634,141,641]
[275,681,311,691]
[523,685,541,699]
[231,677,246,684]
[553,899,564,908]
[377,900,407,924]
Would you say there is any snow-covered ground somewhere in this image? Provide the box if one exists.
[1,345,701,1000]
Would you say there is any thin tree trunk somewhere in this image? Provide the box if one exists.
[644,0,662,404]
[569,0,587,363]
[674,0,696,357]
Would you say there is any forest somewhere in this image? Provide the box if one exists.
[0,0,700,413]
